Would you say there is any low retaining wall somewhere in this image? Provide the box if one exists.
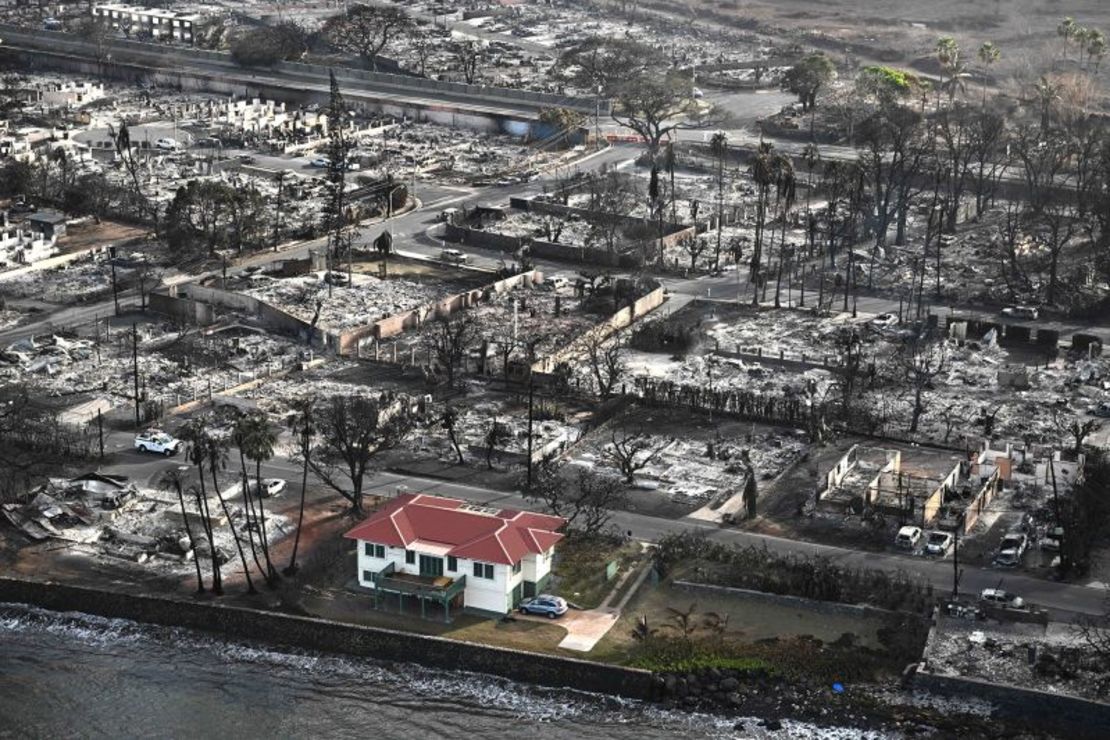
[914,667,1110,738]
[672,580,903,621]
[444,223,639,268]
[509,197,695,248]
[0,576,654,701]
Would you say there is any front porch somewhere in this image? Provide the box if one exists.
[357,561,468,623]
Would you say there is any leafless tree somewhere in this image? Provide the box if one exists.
[680,235,711,272]
[452,40,483,84]
[584,334,625,398]
[483,416,511,470]
[523,463,627,535]
[900,334,949,435]
[604,427,671,484]
[425,314,479,387]
[441,405,465,465]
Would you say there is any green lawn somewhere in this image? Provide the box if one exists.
[551,535,644,609]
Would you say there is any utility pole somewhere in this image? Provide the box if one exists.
[952,513,964,600]
[109,245,120,316]
[526,380,535,487]
[97,408,104,461]
[1049,459,1067,571]
[132,322,140,427]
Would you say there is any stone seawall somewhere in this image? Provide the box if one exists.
[0,576,654,700]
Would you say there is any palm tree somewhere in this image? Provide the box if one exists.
[285,399,315,576]
[179,417,222,595]
[239,412,279,583]
[770,153,797,308]
[205,428,256,595]
[1058,17,1078,59]
[977,42,1000,108]
[230,411,266,578]
[748,141,775,305]
[1034,76,1060,133]
[934,37,961,107]
[161,470,205,594]
[801,143,821,255]
[1084,28,1107,72]
[709,131,728,271]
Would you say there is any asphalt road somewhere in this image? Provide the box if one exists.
[93,425,1109,620]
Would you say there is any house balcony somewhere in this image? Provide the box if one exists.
[364,561,467,621]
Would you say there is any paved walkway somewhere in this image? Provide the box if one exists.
[554,555,655,652]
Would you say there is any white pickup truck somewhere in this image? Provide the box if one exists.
[134,430,182,456]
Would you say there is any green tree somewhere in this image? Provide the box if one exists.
[781,53,836,112]
[976,42,1000,106]
[1059,17,1078,59]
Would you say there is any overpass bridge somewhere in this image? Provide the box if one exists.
[0,25,608,135]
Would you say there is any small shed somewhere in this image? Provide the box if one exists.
[28,210,67,240]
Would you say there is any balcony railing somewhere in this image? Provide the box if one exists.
[370,561,467,602]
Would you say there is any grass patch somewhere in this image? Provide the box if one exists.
[552,533,643,609]
[630,652,773,674]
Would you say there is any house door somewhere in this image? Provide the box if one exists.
[419,555,444,578]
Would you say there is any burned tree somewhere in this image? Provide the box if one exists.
[899,333,949,435]
[584,333,625,398]
[322,4,413,71]
[523,463,627,535]
[425,314,479,387]
[441,405,465,465]
[604,427,671,484]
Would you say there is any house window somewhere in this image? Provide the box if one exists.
[447,556,458,572]
[362,570,374,582]
[473,562,494,579]
[364,543,384,558]
[512,561,522,575]
[405,550,416,565]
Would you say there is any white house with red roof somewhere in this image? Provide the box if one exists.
[344,493,566,617]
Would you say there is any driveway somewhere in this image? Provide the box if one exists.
[517,607,621,652]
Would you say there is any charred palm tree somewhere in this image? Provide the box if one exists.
[771,153,797,308]
[749,142,775,305]
[285,399,315,576]
[179,418,222,595]
[230,412,266,578]
[161,470,205,594]
[205,428,257,595]
[239,412,279,583]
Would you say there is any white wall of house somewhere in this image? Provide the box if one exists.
[355,539,527,614]
[522,547,554,584]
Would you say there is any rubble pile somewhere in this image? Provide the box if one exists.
[241,272,443,331]
[923,618,1110,703]
[1,473,288,574]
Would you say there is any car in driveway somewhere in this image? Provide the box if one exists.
[994,532,1028,567]
[518,594,568,619]
[895,525,923,550]
[980,588,1025,609]
[245,478,287,498]
[310,156,331,168]
[155,137,179,151]
[134,430,182,456]
[924,531,954,556]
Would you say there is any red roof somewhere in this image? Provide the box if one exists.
[343,493,566,566]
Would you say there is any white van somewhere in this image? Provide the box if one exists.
[440,248,468,265]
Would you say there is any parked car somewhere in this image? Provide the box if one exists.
[869,312,898,328]
[1092,402,1110,419]
[1001,305,1039,320]
[547,275,569,290]
[310,156,331,168]
[518,594,568,619]
[1039,526,1065,552]
[692,87,705,99]
[323,271,349,286]
[895,525,923,550]
[237,154,256,165]
[439,248,468,265]
[134,430,182,456]
[994,532,1028,567]
[980,588,1025,609]
[245,478,287,498]
[155,137,179,151]
[925,531,954,556]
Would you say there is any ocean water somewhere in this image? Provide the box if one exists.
[0,604,887,739]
